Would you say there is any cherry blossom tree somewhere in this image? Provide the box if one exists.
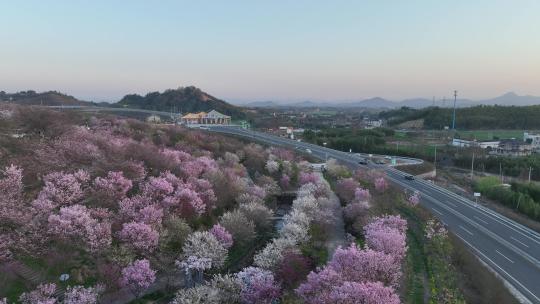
[47,204,112,252]
[335,178,360,202]
[343,202,369,223]
[0,165,27,225]
[265,159,279,174]
[296,244,402,302]
[171,285,220,304]
[328,245,402,287]
[19,283,57,304]
[365,215,407,235]
[407,190,420,207]
[328,281,400,304]
[118,221,159,252]
[374,177,388,192]
[364,225,407,259]
[182,231,228,269]
[299,172,320,185]
[219,210,255,245]
[353,187,371,203]
[236,267,281,304]
[120,259,156,297]
[63,285,104,304]
[210,224,234,249]
[276,250,312,289]
[177,256,213,287]
[36,170,89,207]
[239,202,273,233]
[93,171,132,202]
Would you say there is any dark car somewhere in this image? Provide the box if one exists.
[358,159,368,165]
[405,175,415,180]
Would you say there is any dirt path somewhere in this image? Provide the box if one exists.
[315,171,347,257]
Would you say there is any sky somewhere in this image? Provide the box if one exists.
[1,1,539,102]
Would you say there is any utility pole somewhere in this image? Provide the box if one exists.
[500,162,503,183]
[452,90,458,130]
[529,167,532,183]
[433,145,437,176]
[471,152,475,180]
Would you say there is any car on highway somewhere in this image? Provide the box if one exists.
[404,175,415,180]
[358,159,368,165]
[305,148,312,154]
[374,159,385,165]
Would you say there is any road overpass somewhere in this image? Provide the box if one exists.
[208,125,540,304]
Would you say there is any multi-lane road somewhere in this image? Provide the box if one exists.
[209,125,540,304]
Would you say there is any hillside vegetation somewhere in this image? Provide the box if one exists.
[0,91,91,106]
[381,105,540,129]
[116,86,246,119]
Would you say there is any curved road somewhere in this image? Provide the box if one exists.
[209,126,540,304]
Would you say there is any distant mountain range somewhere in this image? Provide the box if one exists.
[238,92,540,109]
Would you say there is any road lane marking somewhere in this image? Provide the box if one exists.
[473,215,488,225]
[413,177,540,244]
[455,234,539,303]
[510,236,530,248]
[388,176,540,268]
[496,250,515,264]
[459,225,474,235]
[432,208,444,215]
[445,200,458,208]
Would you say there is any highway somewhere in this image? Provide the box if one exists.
[209,125,540,304]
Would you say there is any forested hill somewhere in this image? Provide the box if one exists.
[115,86,246,118]
[380,105,540,129]
[0,90,91,106]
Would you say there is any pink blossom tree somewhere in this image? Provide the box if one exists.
[63,285,104,304]
[0,165,27,225]
[328,281,400,304]
[118,221,159,252]
[19,283,57,304]
[374,177,388,192]
[237,267,281,304]
[36,170,89,207]
[299,172,320,185]
[93,171,132,202]
[335,178,359,202]
[407,190,420,207]
[296,244,402,303]
[48,204,112,252]
[353,187,371,203]
[210,224,233,249]
[120,259,156,297]
[364,225,407,260]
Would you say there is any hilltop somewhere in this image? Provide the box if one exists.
[115,86,245,118]
[0,90,91,106]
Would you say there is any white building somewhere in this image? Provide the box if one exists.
[451,138,499,149]
[524,132,540,152]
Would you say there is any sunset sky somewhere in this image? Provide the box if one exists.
[1,1,539,102]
